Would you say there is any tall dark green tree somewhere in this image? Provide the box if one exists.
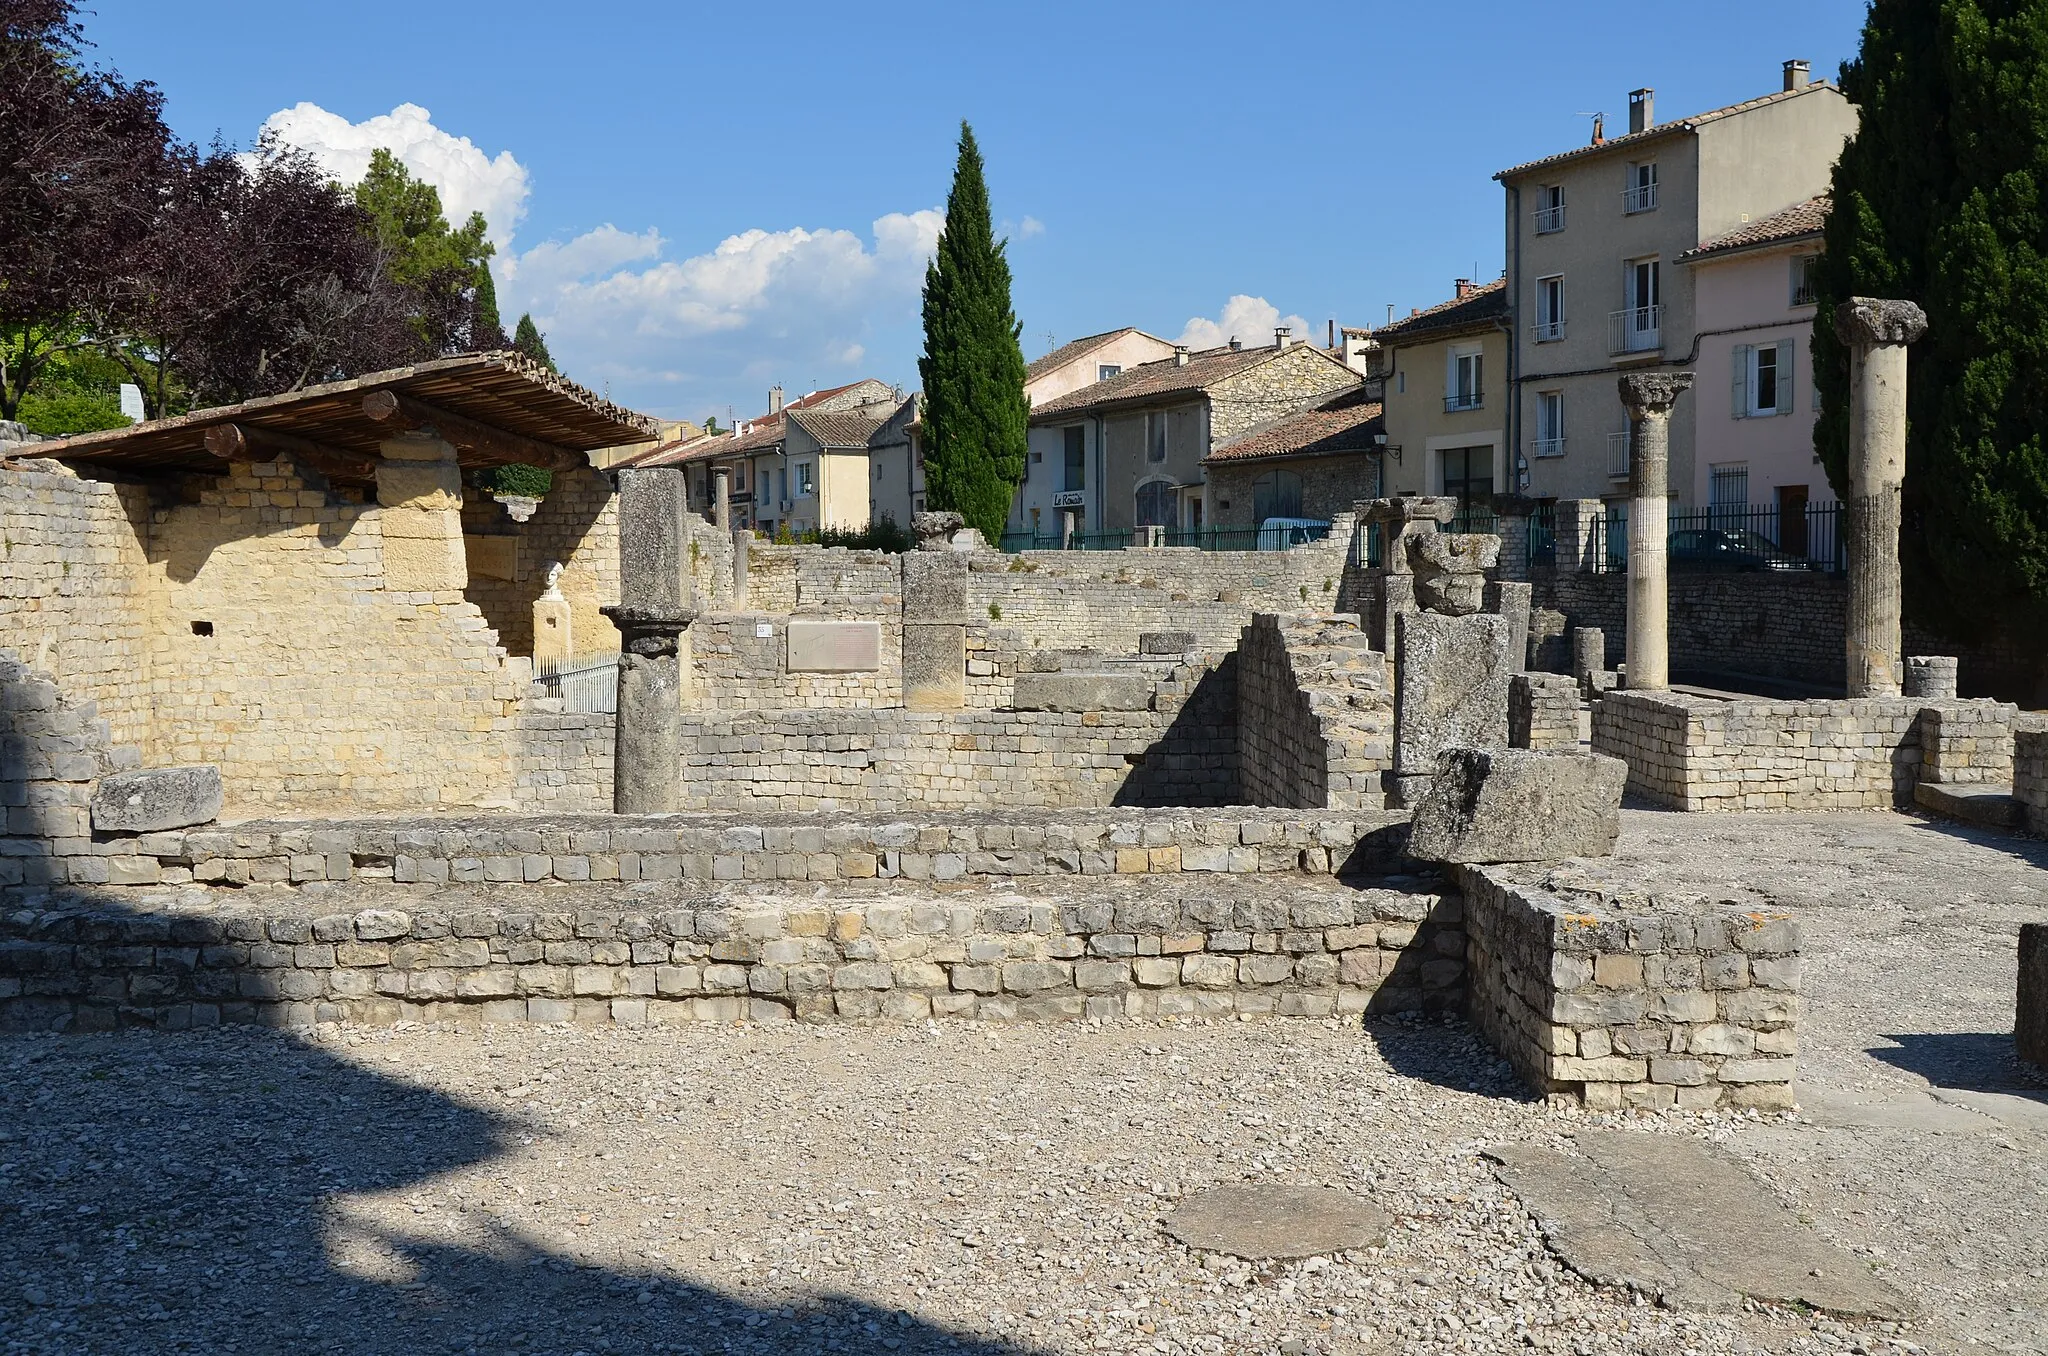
[511,312,556,370]
[1816,0,2048,638]
[354,148,504,350]
[917,121,1028,543]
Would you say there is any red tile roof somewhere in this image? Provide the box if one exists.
[1030,341,1353,422]
[1495,81,1841,181]
[1680,195,1828,261]
[1371,279,1508,344]
[1025,328,1165,384]
[1205,395,1383,465]
[786,406,892,448]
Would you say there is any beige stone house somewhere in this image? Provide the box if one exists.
[1496,62,1854,506]
[1007,328,1178,538]
[1375,279,1510,512]
[1202,388,1383,532]
[1023,334,1360,539]
[1679,195,1827,528]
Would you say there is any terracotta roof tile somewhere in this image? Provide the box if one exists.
[1026,328,1158,383]
[1031,342,1350,422]
[1495,81,1840,181]
[1372,280,1508,343]
[786,406,891,447]
[1680,195,1828,261]
[1205,394,1383,465]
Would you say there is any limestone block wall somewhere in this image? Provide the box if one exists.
[1236,613,1390,810]
[1,458,525,815]
[2016,716,2048,835]
[514,710,613,815]
[1592,690,1923,811]
[0,464,156,749]
[743,543,901,615]
[1510,673,1581,751]
[461,463,620,658]
[690,615,904,710]
[1917,700,2017,786]
[0,649,142,888]
[1460,865,1801,1111]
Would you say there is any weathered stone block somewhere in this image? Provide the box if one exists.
[2020,923,2048,1069]
[1009,672,1154,713]
[89,766,223,834]
[1405,748,1626,864]
[1393,612,1511,804]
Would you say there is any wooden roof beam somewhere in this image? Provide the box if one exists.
[362,389,585,471]
[203,423,379,482]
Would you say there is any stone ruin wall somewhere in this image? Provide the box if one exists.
[1,459,523,815]
[2017,714,2048,835]
[1236,613,1391,810]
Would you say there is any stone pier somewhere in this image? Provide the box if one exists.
[903,512,969,711]
[1836,297,1928,697]
[602,468,696,813]
[374,431,468,593]
[711,465,732,531]
[1618,372,1693,691]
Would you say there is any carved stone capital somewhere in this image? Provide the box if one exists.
[1617,371,1695,417]
[1357,495,1458,527]
[912,510,966,549]
[1835,296,1927,349]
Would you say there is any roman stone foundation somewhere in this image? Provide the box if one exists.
[1618,371,1693,692]
[1836,297,1928,697]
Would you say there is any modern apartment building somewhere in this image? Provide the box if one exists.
[1496,61,1855,506]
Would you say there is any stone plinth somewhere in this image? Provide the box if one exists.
[1392,612,1511,807]
[1407,748,1625,864]
[1510,672,1581,751]
[89,766,223,833]
[376,433,467,592]
[1905,655,1958,699]
[902,550,969,711]
[1571,627,1606,685]
[2021,923,2048,1068]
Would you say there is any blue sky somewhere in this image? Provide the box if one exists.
[85,0,1871,425]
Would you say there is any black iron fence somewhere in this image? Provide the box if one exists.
[1578,501,1843,574]
[997,522,1332,554]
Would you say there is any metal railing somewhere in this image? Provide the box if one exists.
[1623,181,1659,214]
[534,651,619,714]
[1531,319,1565,342]
[1533,203,1566,234]
[1526,502,1558,567]
[1607,431,1633,479]
[1607,305,1662,355]
[1448,506,1498,536]
[1444,390,1484,413]
[998,530,1132,552]
[998,523,1332,553]
[1532,436,1567,460]
[1573,502,1844,575]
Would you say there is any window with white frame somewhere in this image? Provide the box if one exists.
[1790,255,1819,307]
[1445,347,1483,412]
[1624,161,1658,213]
[1731,341,1795,417]
[1534,184,1565,233]
[1097,363,1122,381]
[1534,391,1565,458]
[1534,275,1565,341]
[795,461,815,496]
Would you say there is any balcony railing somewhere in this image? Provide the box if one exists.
[1623,181,1659,214]
[1607,431,1632,480]
[1444,390,1484,413]
[1532,436,1567,460]
[1531,318,1565,343]
[1533,204,1565,233]
[1607,304,1663,355]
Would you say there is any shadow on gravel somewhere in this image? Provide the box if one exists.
[1898,815,2048,870]
[0,1029,1040,1356]
[1868,1031,2048,1099]
[1362,1013,1533,1102]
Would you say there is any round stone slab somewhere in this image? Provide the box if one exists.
[1164,1184,1390,1260]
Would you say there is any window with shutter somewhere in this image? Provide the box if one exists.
[1731,345,1752,419]
[1776,338,1795,415]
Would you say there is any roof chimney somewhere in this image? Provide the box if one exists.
[1228,336,1242,352]
[1783,59,1810,91]
[768,384,784,415]
[1174,345,1190,367]
[1591,113,1605,145]
[1274,326,1293,350]
[1628,88,1654,135]
[1454,278,1474,300]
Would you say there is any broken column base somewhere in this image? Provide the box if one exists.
[1407,748,1626,865]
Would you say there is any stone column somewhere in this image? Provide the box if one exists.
[1836,297,1928,697]
[1571,627,1606,685]
[731,528,751,610]
[711,466,732,531]
[601,468,696,814]
[1618,372,1693,691]
[375,432,467,594]
[903,512,968,710]
[1904,655,1958,700]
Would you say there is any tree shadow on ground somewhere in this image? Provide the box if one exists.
[0,1028,1044,1356]
[1897,813,2048,871]
[1867,1031,2048,1101]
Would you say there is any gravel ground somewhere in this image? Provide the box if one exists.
[0,808,2041,1356]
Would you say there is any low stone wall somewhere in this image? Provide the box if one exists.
[1459,865,1800,1110]
[1236,613,1390,810]
[0,648,142,886]
[1509,673,1580,752]
[514,710,613,814]
[39,807,1406,893]
[0,874,1465,1032]
[1592,690,1924,811]
[2017,716,2048,835]
[1918,700,2017,786]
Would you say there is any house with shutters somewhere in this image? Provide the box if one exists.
[1679,195,1826,529]
[1373,278,1510,514]
[1495,60,1854,507]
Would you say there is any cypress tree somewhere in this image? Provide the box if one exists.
[512,312,555,370]
[1816,0,2048,638]
[917,121,1029,544]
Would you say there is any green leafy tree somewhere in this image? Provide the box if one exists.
[1815,0,2048,637]
[916,121,1028,544]
[353,148,503,350]
[511,312,555,369]
[14,341,132,434]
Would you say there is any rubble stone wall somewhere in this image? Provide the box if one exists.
[1591,690,1924,811]
[1460,865,1800,1110]
[0,649,141,888]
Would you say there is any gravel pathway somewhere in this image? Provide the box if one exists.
[1,809,2041,1356]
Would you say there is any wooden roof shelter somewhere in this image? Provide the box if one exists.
[20,352,659,486]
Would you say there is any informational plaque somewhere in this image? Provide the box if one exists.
[786,620,881,672]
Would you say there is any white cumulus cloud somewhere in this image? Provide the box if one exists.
[1018,215,1046,239]
[1177,294,1314,352]
[257,101,531,247]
